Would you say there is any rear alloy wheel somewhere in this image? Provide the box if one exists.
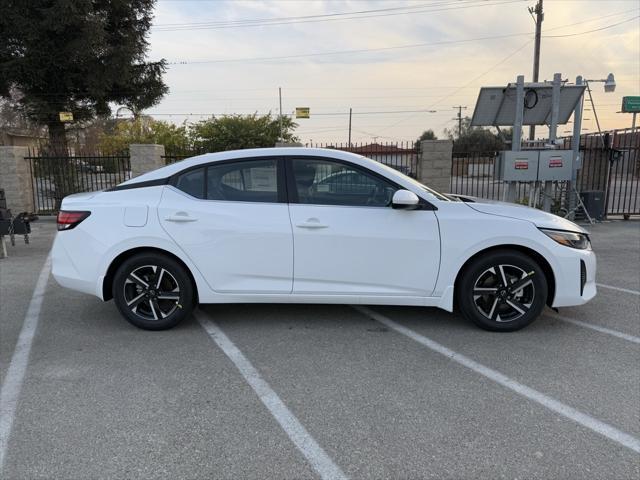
[458,250,547,332]
[113,253,194,330]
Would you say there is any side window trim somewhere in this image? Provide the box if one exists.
[284,156,436,210]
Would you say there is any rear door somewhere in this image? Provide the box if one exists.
[158,157,293,294]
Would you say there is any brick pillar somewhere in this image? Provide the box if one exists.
[0,146,35,213]
[417,140,453,193]
[129,144,165,179]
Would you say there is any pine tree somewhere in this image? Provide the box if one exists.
[0,0,167,153]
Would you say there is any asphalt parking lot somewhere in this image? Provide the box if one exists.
[1,218,639,479]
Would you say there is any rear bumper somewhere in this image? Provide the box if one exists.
[51,233,100,297]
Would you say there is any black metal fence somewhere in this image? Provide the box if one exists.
[27,153,130,214]
[568,129,639,217]
[164,141,420,178]
[450,128,640,216]
[163,146,207,165]
[309,142,419,177]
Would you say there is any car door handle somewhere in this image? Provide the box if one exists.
[165,212,198,222]
[296,219,329,229]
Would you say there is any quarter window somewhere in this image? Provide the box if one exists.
[291,158,397,207]
[175,167,205,199]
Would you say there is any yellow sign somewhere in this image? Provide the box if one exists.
[295,107,310,119]
[59,112,73,122]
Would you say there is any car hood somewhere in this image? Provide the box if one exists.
[463,197,588,234]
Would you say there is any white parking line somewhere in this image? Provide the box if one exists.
[353,306,640,455]
[597,283,640,296]
[546,313,640,345]
[195,310,348,480]
[0,255,51,473]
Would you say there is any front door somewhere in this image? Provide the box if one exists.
[287,157,440,296]
[159,158,293,294]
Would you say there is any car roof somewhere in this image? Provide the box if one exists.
[121,147,400,184]
[116,147,443,203]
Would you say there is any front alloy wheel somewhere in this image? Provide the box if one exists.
[473,264,536,323]
[113,253,194,330]
[458,250,547,332]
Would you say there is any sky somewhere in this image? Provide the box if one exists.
[144,0,640,144]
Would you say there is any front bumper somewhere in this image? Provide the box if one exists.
[551,247,596,307]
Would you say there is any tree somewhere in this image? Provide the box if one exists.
[415,129,437,148]
[0,0,167,153]
[98,117,189,154]
[189,114,298,152]
[417,129,438,142]
[444,117,509,152]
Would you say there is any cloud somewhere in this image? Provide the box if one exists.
[147,0,639,142]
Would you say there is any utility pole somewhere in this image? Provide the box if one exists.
[348,107,352,146]
[278,87,283,141]
[452,106,467,138]
[528,0,543,140]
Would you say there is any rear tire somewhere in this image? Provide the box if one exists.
[113,253,194,330]
[457,250,547,332]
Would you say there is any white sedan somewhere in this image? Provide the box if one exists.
[52,148,596,331]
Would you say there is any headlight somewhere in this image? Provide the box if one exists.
[539,228,591,250]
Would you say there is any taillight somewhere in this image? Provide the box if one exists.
[57,210,91,231]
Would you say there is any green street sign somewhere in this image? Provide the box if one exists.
[621,96,640,113]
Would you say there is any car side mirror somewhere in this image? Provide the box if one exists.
[392,190,420,210]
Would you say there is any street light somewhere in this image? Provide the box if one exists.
[583,73,616,147]
[604,73,616,93]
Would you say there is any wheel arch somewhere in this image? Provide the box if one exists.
[454,244,556,307]
[102,246,199,304]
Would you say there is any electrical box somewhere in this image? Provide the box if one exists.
[497,151,539,181]
[537,150,573,181]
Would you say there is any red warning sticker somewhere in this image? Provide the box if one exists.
[514,161,529,169]
[549,157,563,168]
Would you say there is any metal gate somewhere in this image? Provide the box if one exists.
[28,154,130,214]
[603,129,639,216]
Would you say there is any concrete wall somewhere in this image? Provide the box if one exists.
[130,144,165,178]
[417,140,453,193]
[0,146,35,213]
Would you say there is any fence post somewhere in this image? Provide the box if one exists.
[129,144,165,178]
[418,140,453,193]
[0,146,35,213]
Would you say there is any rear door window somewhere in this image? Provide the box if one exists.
[206,159,278,203]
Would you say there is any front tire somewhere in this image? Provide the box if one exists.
[457,250,548,332]
[113,253,195,330]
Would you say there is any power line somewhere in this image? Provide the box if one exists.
[544,15,639,37]
[123,108,446,118]
[377,39,534,132]
[154,1,441,26]
[153,0,523,31]
[543,7,639,32]
[167,32,534,65]
[166,15,639,65]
